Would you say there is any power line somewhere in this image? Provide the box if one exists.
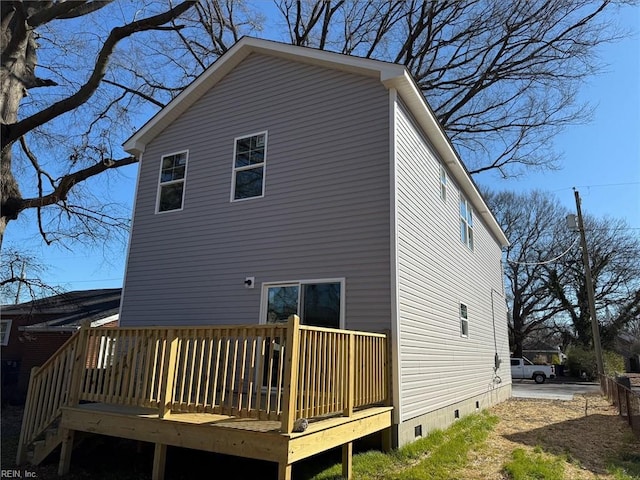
[506,236,580,266]
[552,181,640,192]
[574,182,640,189]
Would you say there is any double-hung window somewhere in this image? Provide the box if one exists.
[439,165,447,202]
[0,319,12,346]
[157,151,188,213]
[460,303,469,337]
[459,195,474,250]
[232,132,267,201]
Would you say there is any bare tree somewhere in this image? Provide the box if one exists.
[485,190,572,357]
[546,216,640,349]
[0,248,62,303]
[0,0,630,298]
[172,0,626,178]
[488,190,640,355]
[1,0,197,247]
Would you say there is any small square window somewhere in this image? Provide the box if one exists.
[0,320,12,346]
[232,132,267,201]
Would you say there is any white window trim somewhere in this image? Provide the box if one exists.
[155,150,189,214]
[1,319,12,346]
[459,195,474,250]
[259,278,346,329]
[230,130,268,202]
[460,303,469,338]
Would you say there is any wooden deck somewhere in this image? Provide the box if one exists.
[60,402,393,479]
[17,315,392,479]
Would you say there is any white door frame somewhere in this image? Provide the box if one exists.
[259,278,346,329]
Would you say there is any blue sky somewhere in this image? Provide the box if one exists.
[3,4,639,302]
[477,5,640,227]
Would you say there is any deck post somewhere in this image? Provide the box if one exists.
[152,443,167,480]
[344,332,355,417]
[384,329,393,407]
[281,315,301,433]
[68,324,91,406]
[159,330,179,418]
[342,441,353,479]
[381,427,394,452]
[57,428,75,476]
[278,462,292,480]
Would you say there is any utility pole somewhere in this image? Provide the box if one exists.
[14,260,26,304]
[573,189,605,376]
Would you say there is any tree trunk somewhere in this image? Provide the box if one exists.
[1,6,35,247]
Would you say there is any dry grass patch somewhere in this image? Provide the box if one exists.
[459,393,640,480]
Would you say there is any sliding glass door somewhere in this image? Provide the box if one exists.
[263,280,343,328]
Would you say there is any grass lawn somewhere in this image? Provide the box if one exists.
[2,393,639,479]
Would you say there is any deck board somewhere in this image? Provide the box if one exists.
[61,403,392,467]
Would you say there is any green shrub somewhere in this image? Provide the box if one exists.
[566,347,625,379]
[603,350,625,376]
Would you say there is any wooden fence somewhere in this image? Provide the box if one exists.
[600,374,640,438]
[18,316,389,462]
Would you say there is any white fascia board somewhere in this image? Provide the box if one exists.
[386,71,509,247]
[123,36,404,156]
[20,313,119,332]
[123,39,254,155]
[91,314,119,327]
[247,38,405,80]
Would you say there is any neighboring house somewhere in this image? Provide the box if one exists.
[119,37,512,448]
[521,341,565,365]
[0,289,120,404]
[615,332,640,373]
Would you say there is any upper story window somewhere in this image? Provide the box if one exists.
[460,303,469,337]
[157,151,188,213]
[459,195,474,250]
[232,132,267,201]
[439,165,447,202]
[0,319,12,346]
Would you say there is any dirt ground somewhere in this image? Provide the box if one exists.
[2,392,639,479]
[459,393,640,480]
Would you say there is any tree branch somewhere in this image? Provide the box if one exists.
[102,78,165,108]
[2,1,196,149]
[2,156,138,220]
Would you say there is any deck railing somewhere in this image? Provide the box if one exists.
[293,326,387,420]
[18,316,389,461]
[80,324,292,419]
[17,331,83,462]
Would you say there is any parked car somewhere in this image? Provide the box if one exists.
[511,357,556,384]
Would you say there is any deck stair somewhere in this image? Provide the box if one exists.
[16,329,85,466]
[27,423,64,465]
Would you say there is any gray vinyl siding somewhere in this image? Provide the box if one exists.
[394,101,510,422]
[120,53,392,332]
